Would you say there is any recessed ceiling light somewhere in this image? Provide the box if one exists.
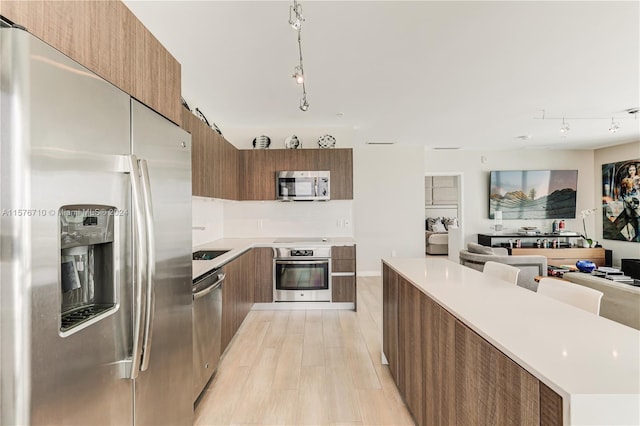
[336,112,344,117]
[515,135,532,141]
[433,147,461,150]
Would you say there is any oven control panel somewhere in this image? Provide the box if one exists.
[290,249,314,257]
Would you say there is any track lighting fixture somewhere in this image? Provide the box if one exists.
[608,118,620,133]
[289,1,304,30]
[288,0,309,111]
[535,109,637,134]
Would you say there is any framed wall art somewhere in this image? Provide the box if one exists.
[602,159,640,242]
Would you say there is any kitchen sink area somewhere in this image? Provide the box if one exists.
[192,250,230,261]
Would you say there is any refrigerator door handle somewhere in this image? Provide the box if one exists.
[139,159,156,372]
[127,155,147,380]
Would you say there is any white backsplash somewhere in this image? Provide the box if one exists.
[192,196,224,246]
[224,200,353,238]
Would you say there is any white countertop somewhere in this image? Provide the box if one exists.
[192,237,356,281]
[383,257,640,426]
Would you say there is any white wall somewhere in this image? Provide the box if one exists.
[353,144,425,274]
[424,149,596,246]
[594,141,640,266]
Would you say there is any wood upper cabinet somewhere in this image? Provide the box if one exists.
[239,148,353,201]
[129,16,182,125]
[182,110,239,199]
[1,0,182,125]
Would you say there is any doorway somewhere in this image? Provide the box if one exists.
[424,172,464,261]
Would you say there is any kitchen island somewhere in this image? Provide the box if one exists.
[382,257,640,426]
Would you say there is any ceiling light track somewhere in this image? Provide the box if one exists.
[289,0,309,112]
[534,109,638,134]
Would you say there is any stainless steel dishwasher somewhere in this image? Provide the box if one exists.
[192,267,225,402]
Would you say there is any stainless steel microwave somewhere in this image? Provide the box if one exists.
[276,171,330,201]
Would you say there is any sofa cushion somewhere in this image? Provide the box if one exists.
[467,242,494,255]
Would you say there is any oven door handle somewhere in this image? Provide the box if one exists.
[275,260,329,265]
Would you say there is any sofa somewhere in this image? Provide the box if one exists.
[459,243,547,291]
[563,272,640,330]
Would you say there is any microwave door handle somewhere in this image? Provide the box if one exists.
[314,177,318,197]
[139,159,156,372]
[127,155,147,380]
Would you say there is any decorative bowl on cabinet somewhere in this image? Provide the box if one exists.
[317,134,336,149]
[285,135,301,149]
[252,135,271,149]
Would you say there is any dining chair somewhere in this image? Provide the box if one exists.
[537,277,604,315]
[482,261,521,285]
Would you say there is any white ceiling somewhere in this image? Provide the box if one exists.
[123,1,640,150]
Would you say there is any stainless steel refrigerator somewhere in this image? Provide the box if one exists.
[0,25,193,425]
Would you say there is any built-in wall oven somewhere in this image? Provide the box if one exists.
[273,247,331,302]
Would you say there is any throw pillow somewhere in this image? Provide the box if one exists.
[432,222,447,232]
[426,217,442,232]
[442,217,458,230]
[467,242,495,255]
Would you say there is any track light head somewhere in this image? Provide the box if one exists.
[289,2,304,30]
[609,118,620,133]
[299,96,309,112]
[560,118,570,133]
[293,66,304,84]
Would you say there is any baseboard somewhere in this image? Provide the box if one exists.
[252,302,355,310]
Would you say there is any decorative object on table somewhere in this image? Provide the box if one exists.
[284,135,301,149]
[317,134,336,149]
[252,135,271,149]
[518,226,539,235]
[580,208,598,247]
[576,260,596,273]
[493,210,503,232]
[489,170,577,219]
[602,158,640,242]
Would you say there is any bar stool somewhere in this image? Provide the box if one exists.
[537,277,604,315]
[482,261,520,285]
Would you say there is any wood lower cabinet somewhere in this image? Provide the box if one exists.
[253,247,274,303]
[221,250,255,352]
[1,1,182,125]
[382,264,563,426]
[331,245,356,306]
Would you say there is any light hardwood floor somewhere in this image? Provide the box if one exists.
[194,276,415,426]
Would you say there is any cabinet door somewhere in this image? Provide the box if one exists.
[382,264,399,383]
[331,275,355,302]
[398,277,424,425]
[239,150,275,200]
[1,1,182,125]
[455,320,540,426]
[422,297,456,426]
[254,248,274,303]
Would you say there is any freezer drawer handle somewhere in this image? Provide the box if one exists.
[139,159,156,372]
